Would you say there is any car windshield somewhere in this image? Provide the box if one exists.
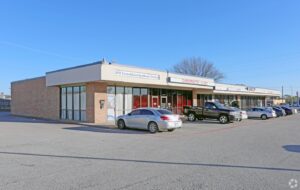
[156,109,173,115]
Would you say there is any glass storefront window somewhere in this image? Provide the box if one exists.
[161,89,167,96]
[133,88,141,109]
[187,92,192,106]
[116,87,124,117]
[73,87,80,121]
[61,88,66,119]
[124,87,132,114]
[107,86,115,94]
[67,87,73,120]
[107,86,192,119]
[60,85,86,121]
[133,88,140,95]
[167,90,172,110]
[172,91,177,113]
[141,88,148,107]
[240,96,266,110]
[197,94,212,107]
[107,86,116,121]
[177,91,183,114]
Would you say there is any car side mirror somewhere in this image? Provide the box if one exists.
[128,113,131,116]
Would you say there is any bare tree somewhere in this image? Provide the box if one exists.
[172,57,225,81]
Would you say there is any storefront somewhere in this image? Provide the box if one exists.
[240,96,266,110]
[214,94,238,107]
[11,60,281,123]
[107,86,192,121]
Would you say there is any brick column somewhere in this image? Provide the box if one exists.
[192,90,197,106]
[86,82,108,123]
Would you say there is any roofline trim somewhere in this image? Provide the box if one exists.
[46,61,101,74]
[11,76,45,84]
[109,62,214,80]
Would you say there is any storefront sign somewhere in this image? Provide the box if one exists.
[227,87,245,92]
[215,85,247,92]
[254,89,279,95]
[247,87,256,91]
[168,77,213,86]
[115,70,160,80]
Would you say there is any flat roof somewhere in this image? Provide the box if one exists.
[46,59,213,80]
[11,76,45,84]
[46,61,101,74]
[16,59,280,95]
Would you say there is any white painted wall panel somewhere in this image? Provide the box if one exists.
[46,63,101,86]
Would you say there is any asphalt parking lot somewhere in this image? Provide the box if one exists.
[0,112,300,190]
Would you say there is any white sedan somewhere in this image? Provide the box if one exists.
[246,107,276,120]
[116,108,182,133]
[231,107,248,120]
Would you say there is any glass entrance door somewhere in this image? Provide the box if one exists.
[161,96,167,109]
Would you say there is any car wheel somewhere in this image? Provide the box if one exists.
[117,119,126,129]
[219,115,228,124]
[188,113,196,121]
[148,122,159,133]
[261,114,267,120]
[168,129,175,132]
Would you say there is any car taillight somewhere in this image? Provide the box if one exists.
[160,116,170,121]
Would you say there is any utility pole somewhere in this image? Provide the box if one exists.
[291,87,294,105]
[297,91,299,107]
[281,86,284,104]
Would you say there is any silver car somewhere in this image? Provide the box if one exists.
[116,108,182,133]
[246,107,276,120]
[230,107,248,120]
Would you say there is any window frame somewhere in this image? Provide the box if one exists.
[60,85,86,121]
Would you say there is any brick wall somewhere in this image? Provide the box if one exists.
[11,77,60,120]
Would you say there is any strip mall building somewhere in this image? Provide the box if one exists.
[11,60,280,123]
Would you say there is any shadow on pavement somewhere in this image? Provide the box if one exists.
[283,145,300,153]
[63,126,149,135]
[184,120,234,125]
[0,112,66,124]
[0,151,299,173]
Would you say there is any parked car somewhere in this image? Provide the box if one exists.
[246,107,276,120]
[292,106,300,112]
[280,106,293,115]
[272,106,286,117]
[231,107,248,120]
[265,107,283,117]
[183,102,241,124]
[290,107,298,114]
[116,108,182,133]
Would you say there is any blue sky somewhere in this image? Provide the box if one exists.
[1,0,300,95]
